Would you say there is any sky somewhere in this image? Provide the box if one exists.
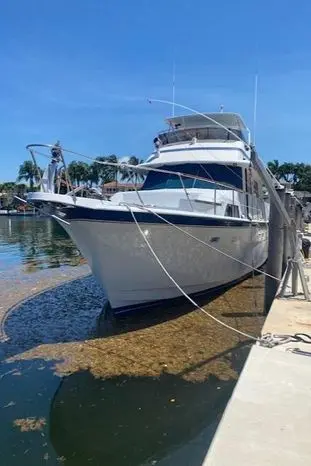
[1,0,311,181]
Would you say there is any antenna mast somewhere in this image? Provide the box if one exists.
[172,61,176,117]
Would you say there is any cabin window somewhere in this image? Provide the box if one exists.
[142,163,243,191]
[158,127,245,145]
[225,204,240,218]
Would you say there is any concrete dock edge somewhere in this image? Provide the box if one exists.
[203,262,311,465]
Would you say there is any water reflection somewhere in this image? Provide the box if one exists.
[50,366,243,466]
[0,215,266,466]
[0,216,83,272]
[47,303,256,465]
[1,270,264,466]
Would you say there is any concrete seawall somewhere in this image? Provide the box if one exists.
[203,259,311,465]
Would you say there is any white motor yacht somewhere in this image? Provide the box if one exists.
[27,112,269,313]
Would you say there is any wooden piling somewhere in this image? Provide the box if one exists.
[264,188,285,313]
[296,202,303,231]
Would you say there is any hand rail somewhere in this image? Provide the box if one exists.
[25,143,268,219]
[214,189,217,214]
[28,148,43,188]
[26,143,247,194]
[178,174,194,211]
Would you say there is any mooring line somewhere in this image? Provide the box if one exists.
[126,203,283,284]
[126,205,259,342]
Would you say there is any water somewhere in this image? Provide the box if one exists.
[0,216,83,273]
[0,216,265,465]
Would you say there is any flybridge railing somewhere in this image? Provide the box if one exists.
[25,143,264,219]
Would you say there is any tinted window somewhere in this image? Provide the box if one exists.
[158,128,244,145]
[142,164,243,191]
[225,204,240,217]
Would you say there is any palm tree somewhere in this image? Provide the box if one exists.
[106,154,119,188]
[95,156,111,185]
[68,161,78,186]
[77,162,90,186]
[18,160,42,190]
[121,156,146,186]
[267,159,281,179]
[68,161,89,187]
[88,162,100,187]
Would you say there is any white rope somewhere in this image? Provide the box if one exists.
[33,148,246,194]
[33,148,269,219]
[125,203,283,284]
[127,205,259,342]
[32,147,266,216]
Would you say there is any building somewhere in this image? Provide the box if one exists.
[102,181,143,197]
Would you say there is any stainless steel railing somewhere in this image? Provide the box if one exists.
[25,142,265,219]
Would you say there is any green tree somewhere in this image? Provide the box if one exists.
[121,156,145,186]
[95,155,119,186]
[0,182,16,192]
[278,162,298,184]
[68,161,89,187]
[94,157,109,185]
[106,154,119,187]
[79,162,90,185]
[88,163,100,187]
[267,159,281,179]
[68,161,78,186]
[267,160,311,192]
[0,182,16,210]
[294,164,311,191]
[18,160,42,189]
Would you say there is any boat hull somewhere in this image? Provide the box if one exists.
[60,217,268,312]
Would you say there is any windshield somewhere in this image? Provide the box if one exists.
[158,127,245,146]
[142,163,243,191]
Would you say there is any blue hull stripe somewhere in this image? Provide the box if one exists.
[64,207,267,228]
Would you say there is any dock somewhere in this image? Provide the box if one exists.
[203,259,311,465]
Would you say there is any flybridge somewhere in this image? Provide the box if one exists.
[155,112,250,146]
[165,112,248,131]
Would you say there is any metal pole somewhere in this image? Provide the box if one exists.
[292,202,303,295]
[252,148,310,301]
[29,149,43,189]
[179,174,194,211]
[264,188,285,313]
[282,192,291,274]
[60,151,71,193]
[292,204,301,295]
[279,259,293,297]
[251,150,292,228]
[214,189,217,215]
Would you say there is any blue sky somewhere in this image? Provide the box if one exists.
[1,0,311,181]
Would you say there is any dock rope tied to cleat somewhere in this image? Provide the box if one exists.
[260,332,311,348]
